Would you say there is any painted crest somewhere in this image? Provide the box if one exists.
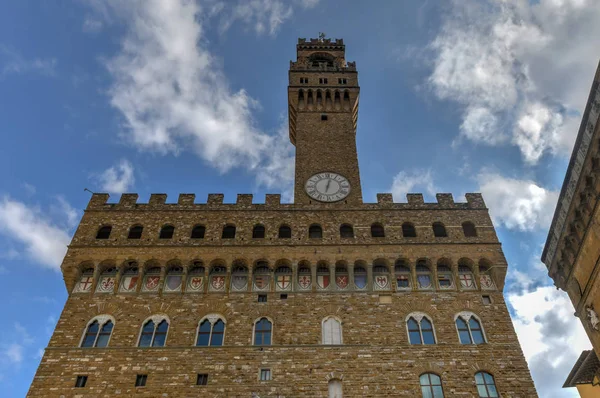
[354,274,367,289]
[75,276,93,293]
[254,275,270,290]
[417,275,432,289]
[298,275,311,289]
[375,275,389,289]
[317,275,329,289]
[144,276,160,291]
[211,276,225,290]
[232,275,248,291]
[336,275,348,289]
[276,275,291,290]
[120,275,138,292]
[480,275,494,289]
[188,276,204,291]
[586,305,600,331]
[97,276,115,293]
[396,275,410,289]
[459,274,474,288]
[165,275,182,291]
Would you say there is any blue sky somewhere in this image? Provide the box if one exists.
[0,0,597,396]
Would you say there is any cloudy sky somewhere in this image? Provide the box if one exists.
[0,0,596,396]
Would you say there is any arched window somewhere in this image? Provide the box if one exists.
[81,317,114,348]
[416,260,432,289]
[73,267,95,293]
[253,262,271,291]
[252,224,265,239]
[253,318,272,346]
[406,313,435,345]
[190,225,205,239]
[209,264,227,292]
[402,222,416,238]
[371,223,385,238]
[222,225,236,239]
[96,267,117,293]
[354,264,367,290]
[420,373,444,398]
[317,263,330,289]
[196,316,226,346]
[164,265,183,292]
[322,317,342,344]
[475,372,499,397]
[458,260,475,289]
[395,259,411,289]
[96,226,112,239]
[138,317,169,347]
[462,221,477,237]
[432,222,447,237]
[278,225,292,239]
[141,266,161,292]
[456,313,486,344]
[479,260,496,290]
[437,261,454,289]
[231,264,249,292]
[340,224,354,238]
[309,224,323,239]
[128,225,143,239]
[335,263,349,290]
[275,265,292,291]
[328,379,343,398]
[187,262,205,292]
[297,262,312,290]
[119,263,139,293]
[373,262,390,290]
[159,225,174,239]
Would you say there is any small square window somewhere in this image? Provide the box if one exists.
[258,294,267,303]
[280,294,288,300]
[135,374,147,387]
[260,369,272,381]
[321,114,328,121]
[75,375,88,388]
[482,295,492,305]
[197,373,209,385]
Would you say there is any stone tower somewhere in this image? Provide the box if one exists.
[29,37,537,397]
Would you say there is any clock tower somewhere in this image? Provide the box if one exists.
[288,36,362,204]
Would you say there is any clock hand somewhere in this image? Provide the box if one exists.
[325,179,331,193]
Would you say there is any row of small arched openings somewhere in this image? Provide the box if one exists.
[95,221,478,241]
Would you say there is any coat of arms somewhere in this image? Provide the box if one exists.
[144,276,160,290]
[165,275,182,291]
[98,276,115,292]
[188,276,203,291]
[480,275,494,289]
[75,276,93,292]
[254,275,269,290]
[120,275,138,292]
[375,275,388,289]
[336,275,348,289]
[232,275,248,291]
[276,275,291,290]
[354,274,367,289]
[211,276,225,290]
[459,274,474,288]
[298,275,311,289]
[317,275,329,289]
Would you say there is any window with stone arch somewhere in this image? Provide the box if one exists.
[353,262,367,290]
[317,262,330,290]
[209,263,227,292]
[406,312,436,345]
[119,261,139,293]
[190,224,205,239]
[138,315,169,347]
[231,262,249,292]
[253,262,271,292]
[187,261,205,292]
[196,315,226,347]
[159,224,175,239]
[253,317,272,346]
[297,261,312,290]
[96,266,117,294]
[340,223,354,238]
[322,316,343,345]
[371,223,385,238]
[73,266,94,293]
[141,265,161,293]
[252,224,265,239]
[462,221,477,237]
[458,258,476,290]
[164,264,183,293]
[475,371,499,397]
[275,263,292,291]
[437,259,454,289]
[222,224,236,239]
[328,378,343,398]
[455,312,486,345]
[432,222,447,237]
[402,222,417,237]
[128,224,143,239]
[420,373,444,398]
[96,225,112,239]
[373,260,390,290]
[334,261,349,290]
[395,258,411,290]
[309,223,323,239]
[478,259,496,290]
[416,259,433,289]
[80,315,114,348]
[278,224,292,239]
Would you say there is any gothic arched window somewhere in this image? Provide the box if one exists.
[406,313,435,345]
[322,317,342,345]
[475,372,499,397]
[328,379,343,398]
[455,313,486,344]
[159,225,175,239]
[340,224,354,238]
[96,225,112,239]
[138,317,169,347]
[128,225,143,239]
[81,316,114,348]
[196,316,226,346]
[253,318,272,346]
[190,225,205,239]
[420,373,444,398]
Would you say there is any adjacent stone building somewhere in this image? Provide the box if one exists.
[29,37,536,397]
[542,62,600,394]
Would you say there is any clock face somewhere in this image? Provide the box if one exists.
[305,172,351,202]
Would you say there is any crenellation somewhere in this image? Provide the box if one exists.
[407,193,424,205]
[148,193,167,205]
[265,194,281,206]
[177,193,195,205]
[376,193,393,205]
[236,194,253,206]
[207,193,224,205]
[118,193,138,207]
[436,193,454,207]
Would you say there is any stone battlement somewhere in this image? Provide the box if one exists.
[86,192,486,211]
[298,37,344,48]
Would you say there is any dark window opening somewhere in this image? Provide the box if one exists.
[222,225,236,239]
[190,225,205,239]
[321,114,328,121]
[309,224,323,239]
[338,78,347,84]
[258,294,267,303]
[75,375,88,388]
[432,222,447,237]
[371,223,385,238]
[254,318,272,346]
[253,225,265,239]
[96,226,112,239]
[260,368,272,381]
[280,293,288,300]
[128,225,143,239]
[197,374,209,386]
[159,225,174,239]
[462,221,477,237]
[135,374,147,387]
[340,224,354,238]
[402,222,416,237]
[278,225,292,239]
[482,295,492,305]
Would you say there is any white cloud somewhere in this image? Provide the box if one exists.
[0,197,72,270]
[1,323,35,366]
[3,344,23,365]
[82,16,103,33]
[94,0,294,192]
[427,0,600,164]
[508,286,590,397]
[96,159,135,194]
[478,173,559,231]
[390,169,437,201]
[0,45,57,78]
[53,196,79,229]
